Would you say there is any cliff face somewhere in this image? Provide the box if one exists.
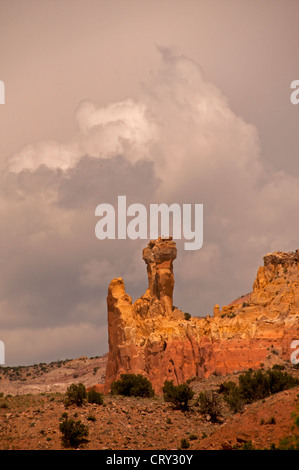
[105,240,299,393]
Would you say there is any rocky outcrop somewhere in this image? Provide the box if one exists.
[105,241,299,393]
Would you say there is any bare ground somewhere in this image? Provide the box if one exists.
[0,357,298,450]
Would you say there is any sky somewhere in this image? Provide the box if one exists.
[0,0,299,366]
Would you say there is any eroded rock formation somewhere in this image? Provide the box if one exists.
[105,240,299,393]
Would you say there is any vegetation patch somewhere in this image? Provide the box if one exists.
[162,380,194,411]
[64,383,87,407]
[111,374,155,398]
[219,366,299,412]
[59,413,89,448]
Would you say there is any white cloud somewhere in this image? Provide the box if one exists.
[6,141,79,173]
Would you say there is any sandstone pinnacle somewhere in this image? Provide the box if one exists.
[104,240,299,394]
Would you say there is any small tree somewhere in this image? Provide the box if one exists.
[180,438,190,449]
[162,380,194,411]
[65,383,87,407]
[219,366,299,412]
[198,390,222,422]
[87,388,103,405]
[111,374,155,397]
[218,381,244,413]
[59,414,89,448]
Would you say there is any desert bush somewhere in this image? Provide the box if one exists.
[59,414,89,448]
[272,364,285,371]
[219,367,299,412]
[180,438,190,449]
[65,383,87,407]
[111,374,154,397]
[218,381,244,413]
[162,380,194,411]
[239,368,299,402]
[87,388,103,405]
[272,408,299,450]
[87,414,96,422]
[197,390,222,422]
[267,416,276,425]
[239,440,255,450]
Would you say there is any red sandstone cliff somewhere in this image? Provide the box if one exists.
[105,239,299,393]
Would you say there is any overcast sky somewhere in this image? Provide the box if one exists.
[0,0,299,366]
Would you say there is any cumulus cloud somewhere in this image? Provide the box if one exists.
[6,141,80,173]
[1,48,299,364]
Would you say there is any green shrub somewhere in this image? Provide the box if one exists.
[239,368,299,402]
[218,381,244,413]
[219,367,299,412]
[87,414,96,422]
[59,414,89,448]
[87,389,103,405]
[184,312,191,321]
[267,416,276,425]
[111,374,154,397]
[162,380,194,411]
[197,390,222,422]
[272,364,285,371]
[276,407,299,450]
[65,383,87,407]
[180,438,190,449]
[240,440,255,450]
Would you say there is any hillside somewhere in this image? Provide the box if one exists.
[0,361,298,450]
[0,355,107,396]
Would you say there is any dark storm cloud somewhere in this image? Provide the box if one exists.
[0,153,158,362]
[57,155,158,209]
